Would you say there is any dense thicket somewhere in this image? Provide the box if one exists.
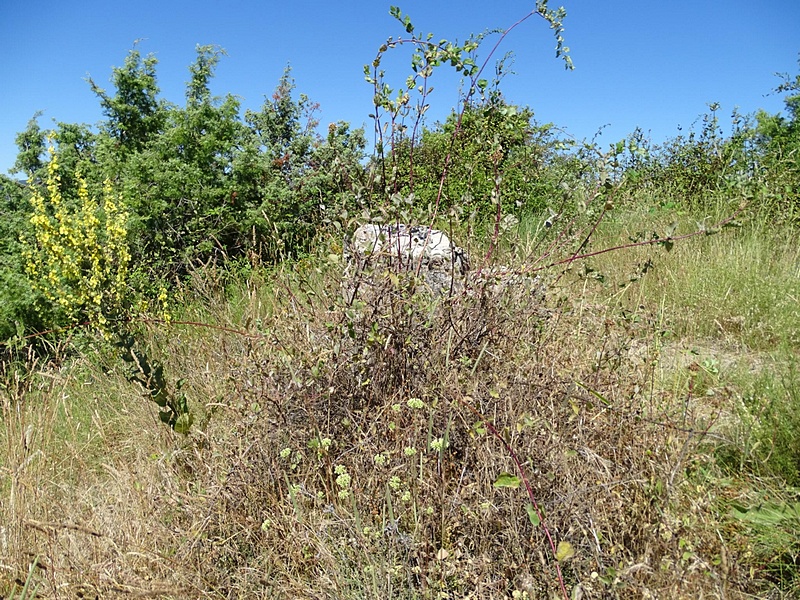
[382,99,587,219]
[615,63,800,220]
[2,47,798,342]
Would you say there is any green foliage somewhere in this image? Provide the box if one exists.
[6,6,577,290]
[365,5,573,220]
[730,495,800,591]
[615,105,753,215]
[13,114,46,177]
[234,68,366,261]
[5,556,40,599]
[493,472,521,488]
[752,58,800,222]
[0,175,41,342]
[727,361,800,486]
[2,45,369,345]
[89,45,165,155]
[13,115,99,197]
[117,47,246,275]
[86,49,366,276]
[117,335,193,433]
[386,98,578,219]
[615,61,800,224]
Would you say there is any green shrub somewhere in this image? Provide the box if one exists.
[383,100,581,220]
[0,175,42,342]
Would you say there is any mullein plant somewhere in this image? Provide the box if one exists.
[22,140,131,337]
[21,141,191,432]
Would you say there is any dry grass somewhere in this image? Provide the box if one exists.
[1,221,797,599]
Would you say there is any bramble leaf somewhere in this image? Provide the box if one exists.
[525,503,540,526]
[493,472,521,488]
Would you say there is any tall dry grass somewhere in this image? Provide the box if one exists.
[1,215,797,598]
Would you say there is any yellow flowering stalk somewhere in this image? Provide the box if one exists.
[22,142,131,335]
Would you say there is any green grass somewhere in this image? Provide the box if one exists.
[589,212,799,350]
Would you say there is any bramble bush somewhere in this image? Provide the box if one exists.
[385,99,582,220]
[614,61,800,223]
[752,57,800,222]
[363,4,574,225]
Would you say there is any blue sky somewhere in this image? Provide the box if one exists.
[1,1,798,175]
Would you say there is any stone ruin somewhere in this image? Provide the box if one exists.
[343,223,470,297]
[343,223,545,302]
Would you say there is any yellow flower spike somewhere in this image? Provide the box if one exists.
[23,146,131,334]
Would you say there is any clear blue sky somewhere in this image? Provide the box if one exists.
[1,1,798,175]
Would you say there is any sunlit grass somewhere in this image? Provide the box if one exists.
[553,209,800,353]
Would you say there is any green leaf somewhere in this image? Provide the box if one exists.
[152,389,168,407]
[174,412,194,435]
[731,502,800,526]
[493,472,521,489]
[525,503,540,526]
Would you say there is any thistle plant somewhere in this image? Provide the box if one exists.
[22,141,131,335]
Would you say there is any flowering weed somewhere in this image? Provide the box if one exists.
[22,142,130,335]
